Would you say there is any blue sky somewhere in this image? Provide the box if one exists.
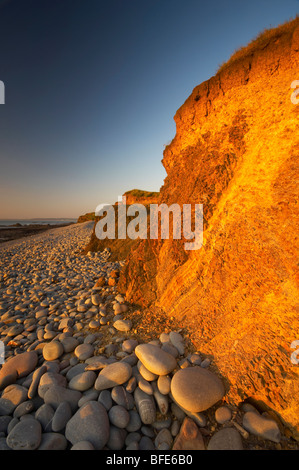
[0,0,298,218]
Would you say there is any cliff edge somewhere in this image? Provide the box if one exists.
[118,18,299,438]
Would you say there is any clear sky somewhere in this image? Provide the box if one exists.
[0,0,298,219]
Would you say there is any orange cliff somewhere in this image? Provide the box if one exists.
[116,18,299,438]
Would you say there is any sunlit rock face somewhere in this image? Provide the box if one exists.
[118,18,299,439]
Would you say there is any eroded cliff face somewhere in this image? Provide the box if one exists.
[119,19,299,438]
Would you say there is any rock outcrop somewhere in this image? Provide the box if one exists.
[77,212,96,224]
[117,18,299,438]
[117,189,160,206]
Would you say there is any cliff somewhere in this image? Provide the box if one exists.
[118,189,160,206]
[77,212,96,223]
[83,190,160,265]
[117,18,299,438]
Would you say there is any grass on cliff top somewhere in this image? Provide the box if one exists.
[124,189,160,199]
[217,15,299,74]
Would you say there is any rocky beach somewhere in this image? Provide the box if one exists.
[0,221,297,451]
[0,222,75,244]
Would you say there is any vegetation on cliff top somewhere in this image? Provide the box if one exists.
[217,15,299,73]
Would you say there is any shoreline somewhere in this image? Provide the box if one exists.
[0,222,75,244]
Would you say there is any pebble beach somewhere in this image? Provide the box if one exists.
[0,222,295,450]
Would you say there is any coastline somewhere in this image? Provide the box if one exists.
[0,222,75,244]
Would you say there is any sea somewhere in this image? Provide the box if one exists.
[0,218,77,227]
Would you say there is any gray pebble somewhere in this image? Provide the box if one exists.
[139,435,155,450]
[126,409,142,432]
[106,425,127,450]
[52,401,72,432]
[6,417,42,450]
[35,403,54,432]
[108,405,130,428]
[71,440,95,450]
[38,432,68,450]
[65,401,110,450]
[98,390,113,411]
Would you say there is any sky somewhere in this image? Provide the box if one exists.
[0,0,298,219]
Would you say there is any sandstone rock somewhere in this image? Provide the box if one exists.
[94,277,106,288]
[116,18,299,439]
[173,417,205,450]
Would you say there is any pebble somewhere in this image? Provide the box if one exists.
[107,425,127,450]
[38,372,67,398]
[68,370,97,391]
[111,385,134,410]
[13,400,35,418]
[0,351,38,389]
[98,390,113,411]
[65,401,110,450]
[157,375,171,395]
[169,331,185,355]
[108,405,130,428]
[74,343,94,361]
[207,427,243,450]
[113,319,132,332]
[134,387,156,425]
[6,417,42,450]
[242,411,281,443]
[71,440,95,450]
[52,401,72,432]
[170,366,225,412]
[38,432,68,450]
[35,403,55,431]
[135,343,177,375]
[44,385,82,413]
[155,428,173,449]
[215,405,232,424]
[60,337,79,353]
[0,384,28,415]
[126,410,142,432]
[95,362,132,391]
[42,341,64,361]
[122,339,138,353]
